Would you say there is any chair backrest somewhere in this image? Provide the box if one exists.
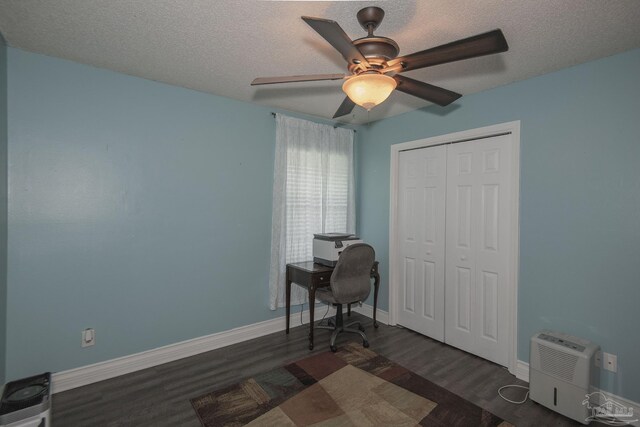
[329,243,375,304]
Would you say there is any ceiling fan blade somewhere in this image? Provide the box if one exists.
[302,16,370,68]
[393,75,461,106]
[251,74,346,85]
[387,29,508,72]
[333,96,356,118]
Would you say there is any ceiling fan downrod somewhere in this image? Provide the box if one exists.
[357,6,385,35]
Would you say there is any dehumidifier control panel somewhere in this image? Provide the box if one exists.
[538,333,585,352]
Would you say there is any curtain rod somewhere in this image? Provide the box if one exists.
[270,112,356,132]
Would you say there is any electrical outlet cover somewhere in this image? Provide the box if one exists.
[603,352,617,373]
[82,328,95,347]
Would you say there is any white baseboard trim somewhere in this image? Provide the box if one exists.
[515,359,530,382]
[52,303,391,394]
[514,361,639,426]
[52,318,287,394]
[352,303,389,325]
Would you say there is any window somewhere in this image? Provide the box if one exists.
[269,114,355,309]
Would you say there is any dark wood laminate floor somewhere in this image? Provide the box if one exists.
[53,314,589,426]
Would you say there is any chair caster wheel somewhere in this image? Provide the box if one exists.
[309,343,314,350]
[363,340,370,348]
[374,322,379,329]
[330,345,337,353]
[358,324,365,332]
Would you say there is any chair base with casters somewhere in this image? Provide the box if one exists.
[316,304,369,352]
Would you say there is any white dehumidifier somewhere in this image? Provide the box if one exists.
[0,373,51,427]
[530,330,599,424]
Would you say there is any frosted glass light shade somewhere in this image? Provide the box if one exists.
[342,74,397,110]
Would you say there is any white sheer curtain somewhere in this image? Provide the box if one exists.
[269,114,355,310]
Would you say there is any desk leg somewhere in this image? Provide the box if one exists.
[373,272,380,328]
[347,304,351,317]
[286,278,291,334]
[308,287,315,350]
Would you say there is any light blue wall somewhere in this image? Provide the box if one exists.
[0,33,8,385]
[4,48,358,380]
[357,49,640,401]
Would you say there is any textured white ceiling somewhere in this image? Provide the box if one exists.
[1,0,639,124]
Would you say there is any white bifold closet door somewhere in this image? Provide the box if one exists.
[396,134,513,367]
[397,145,447,341]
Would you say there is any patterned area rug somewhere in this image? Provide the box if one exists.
[191,342,513,426]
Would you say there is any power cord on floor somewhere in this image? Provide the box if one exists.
[299,302,331,325]
[498,384,530,404]
[318,303,331,326]
[300,303,304,325]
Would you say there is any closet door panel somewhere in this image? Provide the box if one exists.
[473,136,512,366]
[444,135,512,367]
[396,146,446,340]
[445,146,477,351]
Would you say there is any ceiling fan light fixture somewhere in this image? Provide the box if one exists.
[342,73,397,110]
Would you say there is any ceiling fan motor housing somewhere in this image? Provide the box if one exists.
[352,36,399,69]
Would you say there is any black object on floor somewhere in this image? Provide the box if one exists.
[0,372,51,426]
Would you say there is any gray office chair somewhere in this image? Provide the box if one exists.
[315,243,375,352]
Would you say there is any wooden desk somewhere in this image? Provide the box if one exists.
[286,261,380,350]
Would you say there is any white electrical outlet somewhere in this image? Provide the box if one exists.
[603,352,617,372]
[82,328,95,348]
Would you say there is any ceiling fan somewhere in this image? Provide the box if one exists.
[251,6,508,118]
